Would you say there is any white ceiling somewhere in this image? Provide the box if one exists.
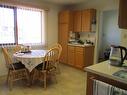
[41,0,88,5]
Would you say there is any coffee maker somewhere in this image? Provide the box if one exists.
[109,45,127,66]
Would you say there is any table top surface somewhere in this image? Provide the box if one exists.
[13,49,48,72]
[13,50,48,58]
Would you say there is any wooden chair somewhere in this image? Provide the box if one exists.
[2,47,29,90]
[13,45,21,53]
[32,47,59,89]
[55,43,62,59]
[53,43,62,73]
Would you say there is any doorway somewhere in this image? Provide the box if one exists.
[98,10,121,62]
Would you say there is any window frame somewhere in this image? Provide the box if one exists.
[0,5,44,46]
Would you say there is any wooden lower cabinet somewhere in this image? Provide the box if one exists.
[75,47,84,68]
[84,46,94,67]
[67,45,94,69]
[68,46,75,66]
[60,43,68,64]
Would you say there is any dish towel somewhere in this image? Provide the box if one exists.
[93,79,127,95]
[93,79,112,95]
[110,86,127,95]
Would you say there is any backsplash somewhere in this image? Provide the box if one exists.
[69,32,96,44]
[80,32,96,44]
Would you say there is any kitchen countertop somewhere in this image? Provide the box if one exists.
[68,43,94,47]
[85,60,127,84]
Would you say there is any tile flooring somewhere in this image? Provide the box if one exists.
[0,64,86,95]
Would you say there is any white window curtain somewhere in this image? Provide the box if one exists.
[17,8,46,46]
[43,10,48,47]
[0,7,15,44]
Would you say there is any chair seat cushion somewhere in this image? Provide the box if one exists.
[9,62,25,70]
[35,63,44,70]
[35,62,56,71]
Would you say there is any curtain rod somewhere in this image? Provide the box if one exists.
[0,0,49,11]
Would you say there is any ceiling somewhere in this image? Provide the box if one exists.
[41,0,88,5]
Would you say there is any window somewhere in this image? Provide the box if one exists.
[0,7,15,44]
[0,5,45,45]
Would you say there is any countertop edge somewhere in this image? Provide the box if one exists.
[85,66,127,84]
[68,43,94,47]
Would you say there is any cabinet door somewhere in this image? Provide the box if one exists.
[59,24,69,63]
[84,46,94,67]
[68,46,75,66]
[118,0,127,29]
[82,9,96,32]
[59,10,70,24]
[69,11,74,31]
[75,47,84,69]
[73,11,82,32]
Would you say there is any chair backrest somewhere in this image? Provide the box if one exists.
[13,45,21,53]
[53,43,62,60]
[2,47,14,70]
[42,47,59,70]
[57,43,62,59]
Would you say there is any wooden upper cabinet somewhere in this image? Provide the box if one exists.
[82,9,96,32]
[73,9,96,32]
[59,11,70,24]
[59,24,69,44]
[59,10,73,31]
[118,0,127,29]
[73,10,82,32]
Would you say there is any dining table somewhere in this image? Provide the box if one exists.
[13,50,48,72]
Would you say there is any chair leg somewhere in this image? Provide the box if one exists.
[25,70,30,86]
[57,64,61,74]
[54,73,57,83]
[51,72,57,83]
[8,78,13,91]
[6,70,10,84]
[55,62,61,74]
[43,72,47,89]
[31,69,37,85]
[7,71,13,90]
[31,73,35,85]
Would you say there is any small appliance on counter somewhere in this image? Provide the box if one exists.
[109,45,127,66]
[69,32,80,42]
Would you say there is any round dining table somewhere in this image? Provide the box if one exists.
[13,50,48,72]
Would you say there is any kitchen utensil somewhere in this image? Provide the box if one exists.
[109,45,127,66]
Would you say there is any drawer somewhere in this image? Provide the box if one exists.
[68,46,75,52]
[75,47,84,53]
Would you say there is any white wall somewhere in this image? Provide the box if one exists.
[99,10,121,58]
[0,0,63,76]
[47,6,60,47]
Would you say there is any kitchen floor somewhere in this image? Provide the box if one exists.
[0,64,86,95]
